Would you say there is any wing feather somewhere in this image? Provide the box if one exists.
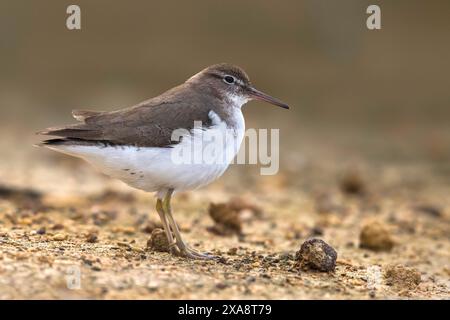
[72,109,103,122]
[38,83,218,148]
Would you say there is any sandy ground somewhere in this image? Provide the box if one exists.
[0,133,449,300]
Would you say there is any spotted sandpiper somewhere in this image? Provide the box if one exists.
[38,63,289,259]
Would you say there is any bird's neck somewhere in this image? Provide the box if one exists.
[224,93,249,109]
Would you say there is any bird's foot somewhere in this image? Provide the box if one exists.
[177,244,217,260]
[168,240,181,256]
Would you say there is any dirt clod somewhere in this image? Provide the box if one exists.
[208,202,242,236]
[51,223,64,230]
[147,228,169,252]
[295,238,337,272]
[340,171,366,196]
[360,221,395,252]
[384,265,421,290]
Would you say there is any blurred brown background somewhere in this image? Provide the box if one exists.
[0,1,449,300]
[0,0,449,174]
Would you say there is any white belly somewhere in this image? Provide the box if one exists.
[47,109,245,196]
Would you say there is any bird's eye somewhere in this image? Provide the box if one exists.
[223,75,235,84]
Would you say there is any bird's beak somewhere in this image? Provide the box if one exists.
[248,86,289,109]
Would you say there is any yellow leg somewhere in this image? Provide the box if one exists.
[156,197,178,255]
[162,189,215,260]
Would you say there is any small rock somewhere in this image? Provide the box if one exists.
[91,265,102,272]
[384,264,421,290]
[131,246,145,254]
[147,228,169,252]
[227,247,238,255]
[309,226,324,236]
[215,282,228,290]
[339,170,366,196]
[360,221,395,252]
[81,255,94,266]
[36,227,46,235]
[216,256,228,264]
[52,233,67,241]
[51,223,64,230]
[117,241,131,249]
[86,233,98,243]
[208,202,242,236]
[295,238,337,272]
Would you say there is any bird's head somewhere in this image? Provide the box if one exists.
[187,63,289,109]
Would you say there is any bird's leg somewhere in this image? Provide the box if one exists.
[162,189,215,260]
[156,197,179,255]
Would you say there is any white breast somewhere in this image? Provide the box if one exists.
[48,107,245,196]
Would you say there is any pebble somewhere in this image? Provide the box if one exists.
[339,170,366,196]
[86,233,98,243]
[131,246,145,254]
[51,223,64,230]
[91,265,102,272]
[208,202,242,235]
[215,282,228,290]
[52,233,68,241]
[295,238,337,272]
[359,221,395,252]
[309,226,324,236]
[117,241,129,246]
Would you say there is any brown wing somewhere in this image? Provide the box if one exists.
[38,84,215,148]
